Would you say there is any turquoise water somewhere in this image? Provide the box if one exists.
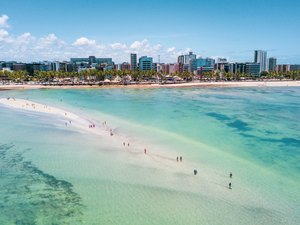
[0,87,299,224]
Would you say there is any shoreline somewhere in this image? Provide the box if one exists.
[0,80,300,90]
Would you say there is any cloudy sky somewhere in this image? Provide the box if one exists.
[0,0,299,64]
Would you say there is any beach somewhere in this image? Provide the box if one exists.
[0,80,300,91]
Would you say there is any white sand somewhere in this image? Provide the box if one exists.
[0,80,300,90]
[0,97,188,173]
[0,97,104,136]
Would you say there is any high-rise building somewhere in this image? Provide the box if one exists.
[177,52,197,72]
[189,59,197,73]
[254,50,267,72]
[130,53,137,71]
[89,56,96,65]
[178,55,185,64]
[178,52,196,65]
[268,57,277,72]
[139,56,153,71]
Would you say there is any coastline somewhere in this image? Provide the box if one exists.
[0,80,300,90]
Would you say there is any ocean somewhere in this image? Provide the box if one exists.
[0,86,299,224]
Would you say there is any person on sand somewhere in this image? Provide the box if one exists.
[229,182,232,189]
[123,142,125,146]
[230,172,232,178]
[144,148,147,154]
[194,169,197,175]
[180,156,182,162]
[176,157,179,162]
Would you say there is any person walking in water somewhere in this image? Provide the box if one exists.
[194,169,197,175]
[180,156,182,162]
[229,182,232,189]
[230,172,232,178]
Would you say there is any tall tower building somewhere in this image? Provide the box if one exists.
[254,50,267,72]
[130,53,137,71]
[268,57,277,72]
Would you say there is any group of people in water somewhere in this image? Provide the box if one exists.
[176,156,183,162]
[89,124,96,128]
[122,142,148,155]
[73,116,235,191]
[123,142,130,147]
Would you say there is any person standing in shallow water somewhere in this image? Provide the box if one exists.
[229,182,232,189]
[230,172,232,178]
[176,157,178,162]
[180,156,182,162]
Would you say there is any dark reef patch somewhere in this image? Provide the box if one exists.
[0,144,84,224]
[227,119,251,131]
[206,112,231,121]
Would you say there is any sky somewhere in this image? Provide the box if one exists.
[0,0,299,64]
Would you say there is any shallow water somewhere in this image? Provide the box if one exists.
[0,87,299,224]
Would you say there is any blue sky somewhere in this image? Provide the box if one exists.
[0,0,299,63]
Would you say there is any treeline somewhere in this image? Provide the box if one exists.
[0,69,300,84]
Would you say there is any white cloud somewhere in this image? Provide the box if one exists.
[130,39,148,49]
[16,32,35,44]
[0,14,9,28]
[0,29,9,40]
[0,19,187,64]
[167,47,176,52]
[185,47,192,53]
[153,44,162,51]
[73,37,96,46]
[111,42,127,50]
[36,33,65,49]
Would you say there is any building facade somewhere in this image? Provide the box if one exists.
[254,50,267,72]
[139,56,153,71]
[245,63,260,76]
[290,64,300,71]
[268,57,277,72]
[130,53,137,71]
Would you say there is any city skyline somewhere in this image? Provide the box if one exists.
[1,0,300,64]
